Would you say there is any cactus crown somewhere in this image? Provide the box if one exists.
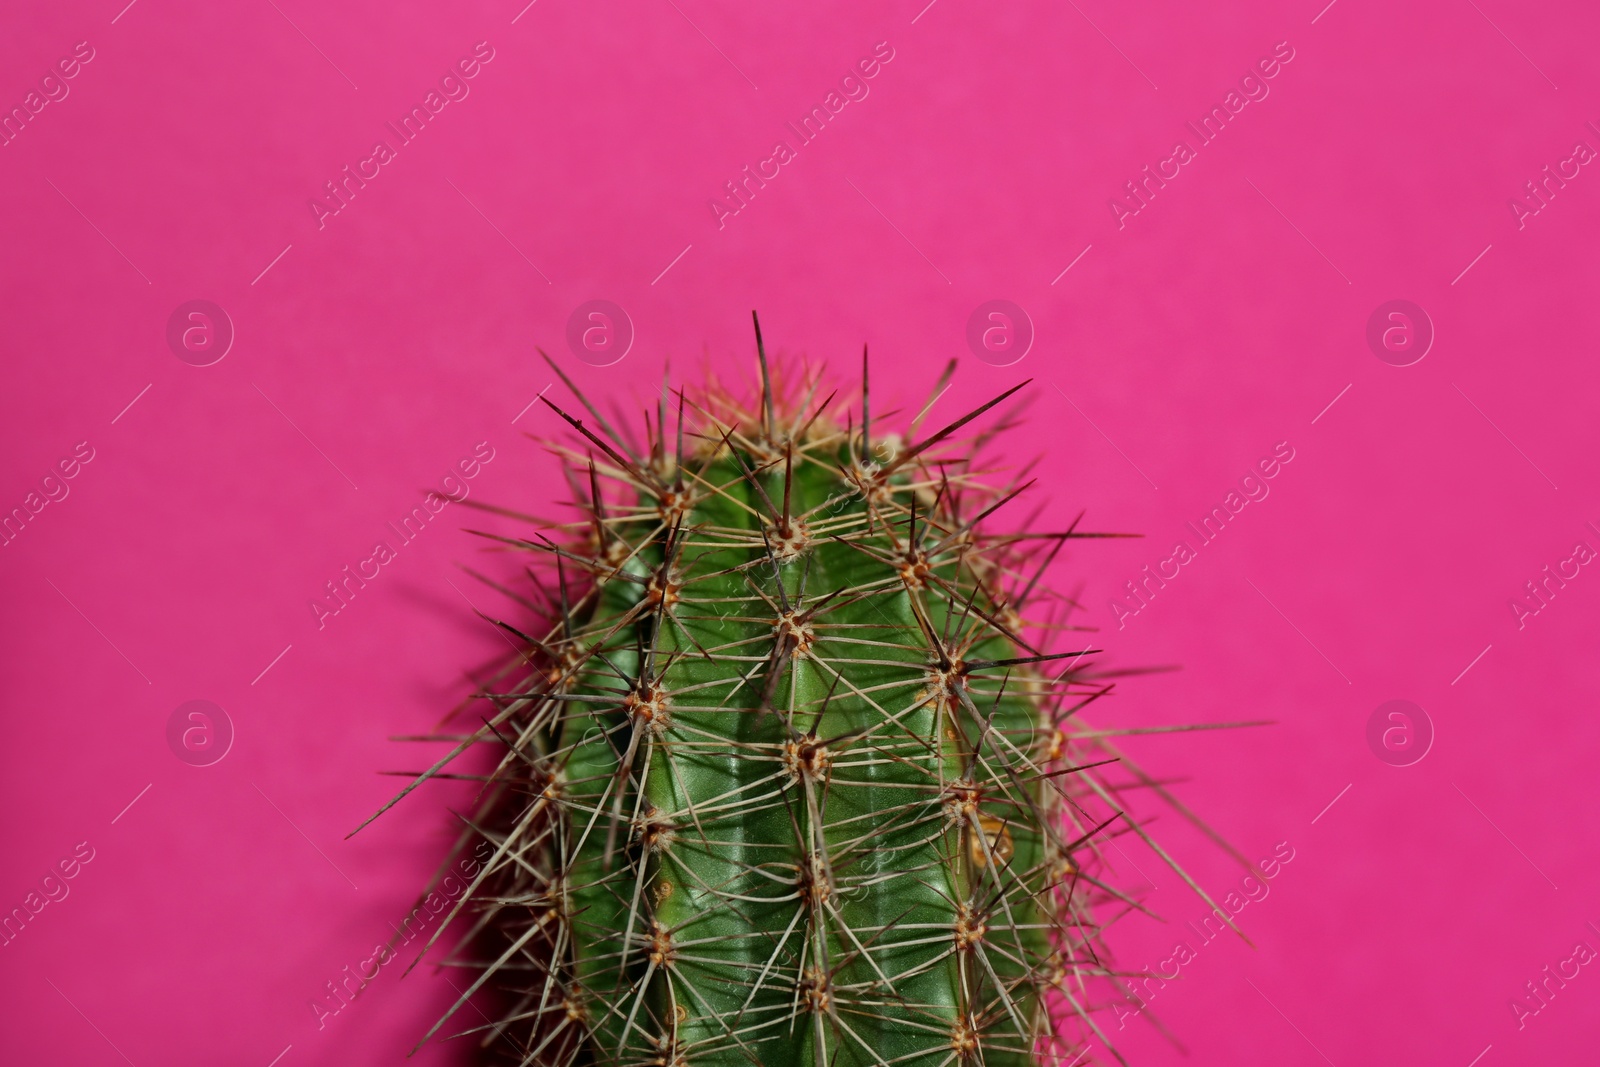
[361,319,1234,1067]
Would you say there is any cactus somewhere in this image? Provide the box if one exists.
[359,316,1239,1067]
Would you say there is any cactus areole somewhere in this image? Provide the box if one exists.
[363,317,1222,1067]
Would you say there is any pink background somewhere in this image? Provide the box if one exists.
[3,1,1599,1064]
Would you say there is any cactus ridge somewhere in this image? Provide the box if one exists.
[365,324,1238,1067]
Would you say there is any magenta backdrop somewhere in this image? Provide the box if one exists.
[3,1,1599,1064]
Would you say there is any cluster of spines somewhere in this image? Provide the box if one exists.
[356,320,1241,1067]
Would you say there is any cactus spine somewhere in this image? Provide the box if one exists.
[369,319,1231,1066]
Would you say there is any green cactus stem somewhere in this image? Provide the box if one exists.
[358,316,1243,1067]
